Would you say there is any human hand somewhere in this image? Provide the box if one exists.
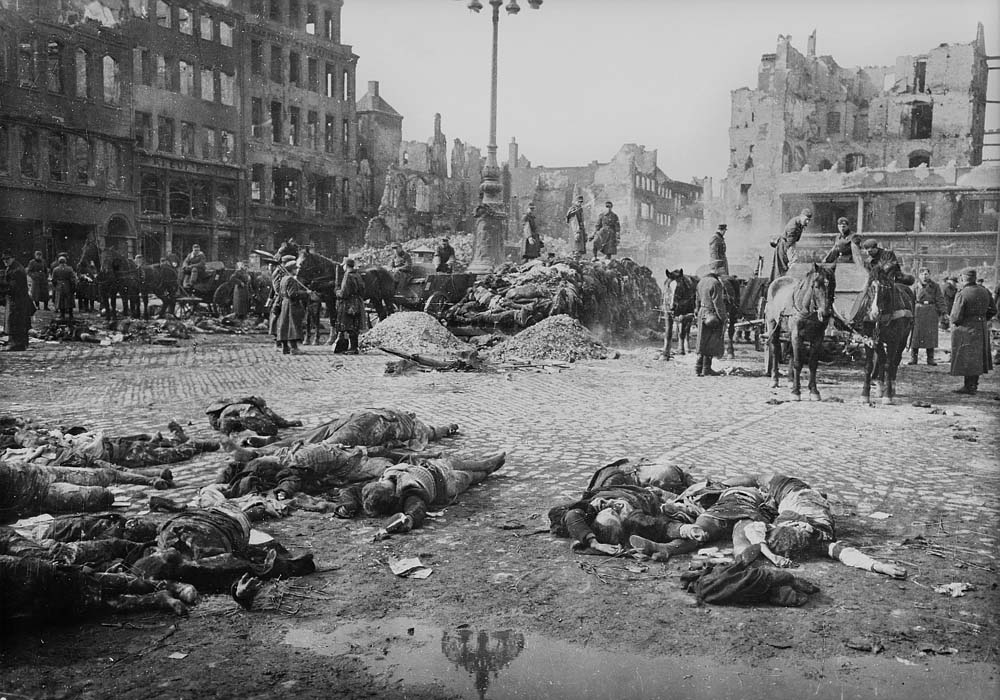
[589,542,623,556]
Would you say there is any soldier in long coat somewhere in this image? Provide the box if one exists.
[708,224,729,275]
[949,268,997,395]
[694,272,728,377]
[50,255,78,321]
[26,251,49,311]
[268,256,293,346]
[275,259,309,355]
[335,258,365,355]
[771,208,812,280]
[566,196,587,258]
[1,251,32,352]
[595,201,620,258]
[908,267,946,365]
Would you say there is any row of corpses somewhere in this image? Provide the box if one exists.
[1,399,905,622]
[0,402,505,622]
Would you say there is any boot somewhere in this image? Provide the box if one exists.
[953,377,976,395]
[926,349,937,366]
[695,355,704,376]
[281,341,290,355]
[702,356,721,377]
[907,350,918,365]
[289,341,302,355]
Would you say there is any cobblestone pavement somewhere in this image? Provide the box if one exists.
[2,327,997,564]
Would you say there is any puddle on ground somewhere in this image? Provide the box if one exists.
[284,617,998,700]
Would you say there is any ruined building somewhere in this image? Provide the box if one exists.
[719,26,999,276]
[0,0,134,263]
[363,112,483,243]
[356,79,402,221]
[130,0,244,263]
[506,141,703,265]
[244,0,360,259]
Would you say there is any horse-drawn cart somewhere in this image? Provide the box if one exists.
[393,247,475,319]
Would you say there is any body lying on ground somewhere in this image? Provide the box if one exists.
[334,452,506,538]
[205,396,302,437]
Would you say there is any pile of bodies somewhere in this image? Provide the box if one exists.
[0,405,507,622]
[442,257,661,333]
[548,459,906,606]
[32,315,265,346]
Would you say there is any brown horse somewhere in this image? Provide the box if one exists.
[295,250,397,344]
[661,269,698,359]
[764,264,837,401]
[852,270,915,405]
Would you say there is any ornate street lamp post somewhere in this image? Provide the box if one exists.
[465,0,543,273]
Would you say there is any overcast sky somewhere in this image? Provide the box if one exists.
[344,0,999,185]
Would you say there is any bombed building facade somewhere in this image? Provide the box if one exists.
[0,0,135,264]
[0,0,364,265]
[718,26,999,277]
[361,112,483,245]
[507,141,703,264]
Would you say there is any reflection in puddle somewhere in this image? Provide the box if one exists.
[441,628,524,699]
[284,618,998,700]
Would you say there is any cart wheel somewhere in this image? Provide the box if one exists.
[423,292,450,320]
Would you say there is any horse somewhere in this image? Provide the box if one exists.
[764,263,837,401]
[137,263,179,318]
[99,248,140,321]
[296,250,397,345]
[661,269,698,359]
[852,269,915,405]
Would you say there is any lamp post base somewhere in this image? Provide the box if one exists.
[469,203,508,273]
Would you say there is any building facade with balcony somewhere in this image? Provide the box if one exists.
[0,1,134,263]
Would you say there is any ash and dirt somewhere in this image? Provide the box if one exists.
[487,314,609,362]
[0,331,998,699]
[358,311,470,356]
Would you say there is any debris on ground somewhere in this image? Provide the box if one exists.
[487,315,609,363]
[388,556,433,579]
[845,637,885,653]
[380,347,485,373]
[31,314,266,345]
[351,234,473,272]
[360,311,470,355]
[443,257,661,334]
[933,582,975,597]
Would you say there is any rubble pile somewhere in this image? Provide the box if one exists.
[443,257,661,335]
[351,233,473,271]
[359,311,470,356]
[487,314,608,363]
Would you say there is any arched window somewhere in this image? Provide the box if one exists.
[75,48,89,98]
[908,150,931,168]
[102,55,119,105]
[46,39,63,93]
[781,142,793,173]
[215,184,234,219]
[845,153,866,173]
[793,146,807,171]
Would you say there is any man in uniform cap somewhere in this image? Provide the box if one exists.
[566,195,587,259]
[435,236,455,273]
[823,217,860,264]
[771,208,812,280]
[389,242,412,291]
[593,201,620,261]
[708,224,729,275]
[948,268,996,395]
[51,254,78,321]
[1,250,32,351]
[908,267,946,365]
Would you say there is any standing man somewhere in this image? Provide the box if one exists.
[336,258,365,355]
[595,201,621,260]
[389,242,412,291]
[26,250,49,311]
[566,195,587,259]
[908,267,946,365]
[181,244,207,290]
[949,268,996,395]
[276,258,309,355]
[708,224,729,275]
[50,255,78,322]
[1,250,32,352]
[771,208,812,280]
[941,276,958,329]
[435,237,455,273]
[823,217,858,264]
[521,202,544,262]
[694,271,728,377]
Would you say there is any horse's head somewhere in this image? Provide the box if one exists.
[867,272,897,321]
[296,249,339,292]
[804,263,836,322]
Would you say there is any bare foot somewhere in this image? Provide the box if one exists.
[629,535,671,561]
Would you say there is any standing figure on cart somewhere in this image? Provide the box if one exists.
[435,237,456,273]
[389,243,412,293]
[181,244,207,291]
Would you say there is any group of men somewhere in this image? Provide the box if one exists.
[387,236,456,292]
[702,210,998,394]
[518,198,621,263]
